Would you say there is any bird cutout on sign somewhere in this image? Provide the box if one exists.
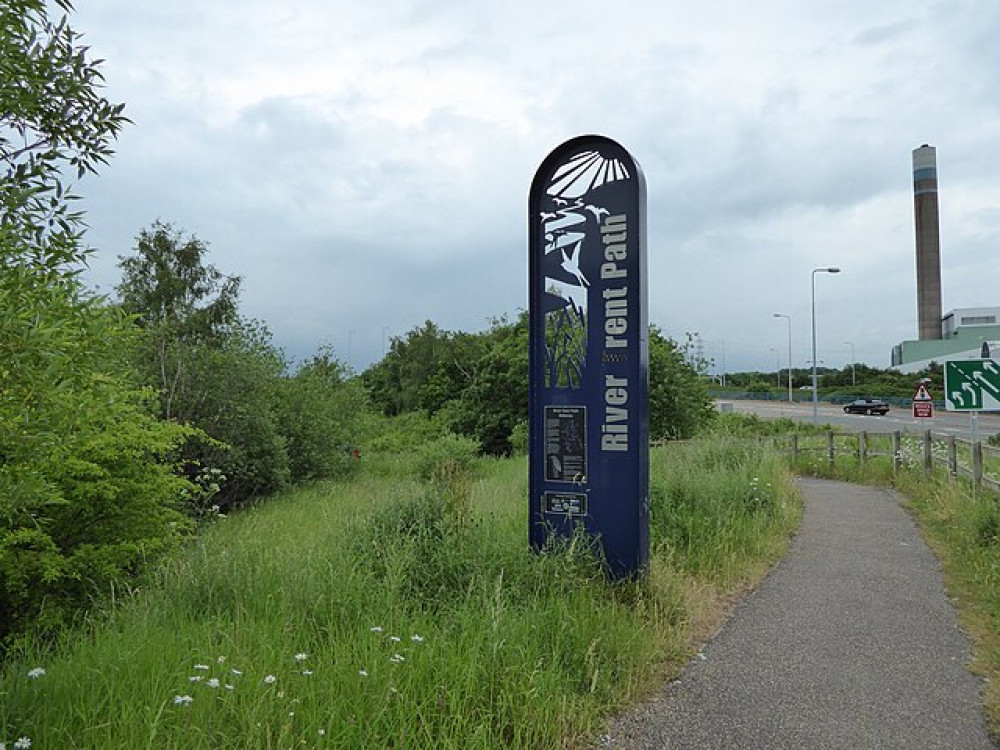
[585,204,609,221]
[560,241,590,288]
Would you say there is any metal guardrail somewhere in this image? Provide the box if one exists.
[776,429,999,493]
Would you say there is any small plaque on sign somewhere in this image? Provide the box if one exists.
[543,491,588,516]
[913,401,934,419]
[544,406,587,482]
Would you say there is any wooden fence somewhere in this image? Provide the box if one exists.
[779,430,1000,494]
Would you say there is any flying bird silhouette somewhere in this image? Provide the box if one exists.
[585,204,609,221]
[560,241,589,288]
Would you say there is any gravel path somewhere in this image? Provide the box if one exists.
[600,478,997,749]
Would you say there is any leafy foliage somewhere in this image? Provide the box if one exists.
[1,0,128,270]
[116,221,242,421]
[364,320,483,417]
[364,317,714,454]
[649,327,716,440]
[1,1,193,649]
[117,223,366,507]
[277,347,368,482]
[448,314,529,455]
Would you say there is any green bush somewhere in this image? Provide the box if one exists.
[275,350,366,483]
[362,411,455,455]
[413,433,481,482]
[0,331,196,649]
[649,327,716,440]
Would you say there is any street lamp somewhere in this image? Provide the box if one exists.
[844,341,856,388]
[811,267,841,424]
[773,313,792,402]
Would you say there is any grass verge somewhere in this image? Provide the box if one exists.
[0,435,800,749]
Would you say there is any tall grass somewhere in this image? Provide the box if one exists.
[1,436,800,749]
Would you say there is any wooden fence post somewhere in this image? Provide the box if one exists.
[923,430,933,476]
[827,431,835,467]
[893,431,901,475]
[859,431,867,464]
[948,436,957,479]
[791,433,798,463]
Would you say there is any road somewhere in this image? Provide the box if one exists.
[724,399,1000,440]
[600,480,997,749]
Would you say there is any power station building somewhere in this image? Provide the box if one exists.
[891,145,1000,373]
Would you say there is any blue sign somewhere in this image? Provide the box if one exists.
[528,135,649,578]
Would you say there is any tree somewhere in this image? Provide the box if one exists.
[116,224,296,506]
[117,221,241,420]
[2,0,128,270]
[363,321,482,417]
[649,327,716,440]
[276,346,368,481]
[448,314,529,455]
[1,1,192,649]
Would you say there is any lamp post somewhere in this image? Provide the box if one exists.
[844,340,856,388]
[811,267,841,424]
[773,313,792,402]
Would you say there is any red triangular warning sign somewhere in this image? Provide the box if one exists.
[914,384,933,401]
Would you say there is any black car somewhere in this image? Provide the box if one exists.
[843,398,889,415]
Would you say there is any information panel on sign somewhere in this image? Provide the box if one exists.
[528,134,650,579]
[544,406,587,482]
[543,492,588,516]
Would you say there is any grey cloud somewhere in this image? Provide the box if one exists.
[852,19,918,46]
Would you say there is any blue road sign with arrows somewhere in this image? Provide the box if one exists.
[945,359,1000,411]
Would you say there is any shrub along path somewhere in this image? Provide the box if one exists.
[601,478,997,749]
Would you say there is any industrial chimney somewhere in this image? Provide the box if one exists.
[913,144,943,340]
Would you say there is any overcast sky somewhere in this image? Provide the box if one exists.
[71,0,1000,375]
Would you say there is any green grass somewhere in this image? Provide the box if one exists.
[0,437,800,749]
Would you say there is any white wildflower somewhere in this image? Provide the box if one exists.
[193,664,210,671]
[359,669,369,677]
[207,678,220,688]
[225,684,235,690]
[217,655,226,663]
[390,654,405,664]
[189,675,204,682]
[370,626,383,633]
[410,634,424,642]
[302,670,313,676]
[13,738,32,750]
[319,729,326,736]
[264,674,276,684]
[173,695,194,705]
[230,668,243,676]
[27,667,46,679]
[294,652,308,662]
